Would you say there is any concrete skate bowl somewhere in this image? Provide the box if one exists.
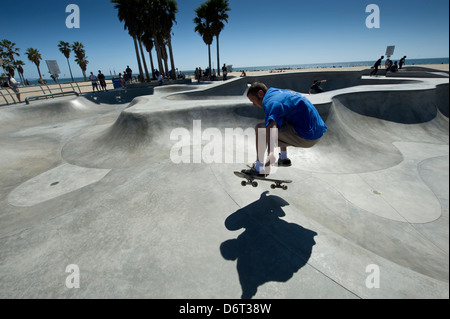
[62,80,448,174]
[388,66,449,78]
[274,85,448,174]
[82,86,155,104]
[0,96,100,131]
[168,71,361,100]
[166,77,250,99]
[335,84,448,123]
[437,82,449,117]
[0,85,164,131]
[61,100,264,169]
[153,83,202,95]
[361,66,450,78]
[2,71,448,296]
[58,80,450,283]
[168,70,430,101]
[246,69,432,89]
[168,71,365,99]
[246,70,363,93]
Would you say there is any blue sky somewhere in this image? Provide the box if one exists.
[1,0,448,79]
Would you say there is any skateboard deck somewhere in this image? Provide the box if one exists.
[234,171,292,190]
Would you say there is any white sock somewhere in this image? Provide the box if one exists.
[255,161,264,173]
[280,151,288,160]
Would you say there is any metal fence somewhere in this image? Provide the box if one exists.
[0,80,116,106]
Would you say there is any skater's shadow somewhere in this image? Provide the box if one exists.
[220,191,317,299]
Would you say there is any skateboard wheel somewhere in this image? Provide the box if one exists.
[271,184,276,189]
[252,181,258,188]
[282,185,288,190]
[241,181,247,187]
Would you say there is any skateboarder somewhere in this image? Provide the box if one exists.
[243,82,328,176]
[309,79,327,94]
[370,56,384,76]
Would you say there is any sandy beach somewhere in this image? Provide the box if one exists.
[228,64,449,77]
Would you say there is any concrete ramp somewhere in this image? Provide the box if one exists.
[307,88,449,174]
[246,70,363,93]
[0,71,448,299]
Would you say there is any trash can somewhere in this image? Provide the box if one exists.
[112,78,122,89]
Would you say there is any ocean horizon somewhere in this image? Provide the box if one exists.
[23,57,448,86]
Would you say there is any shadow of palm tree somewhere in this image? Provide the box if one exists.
[220,191,317,299]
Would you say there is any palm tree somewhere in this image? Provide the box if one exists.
[154,0,178,79]
[15,60,26,84]
[111,0,145,82]
[0,58,13,81]
[72,41,88,81]
[0,39,20,76]
[138,40,151,82]
[1,58,12,77]
[209,0,230,77]
[194,2,214,75]
[159,37,170,77]
[112,0,178,82]
[25,47,43,80]
[58,41,74,82]
[141,0,166,78]
[141,31,157,80]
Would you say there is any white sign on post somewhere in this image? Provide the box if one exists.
[46,60,61,76]
[385,46,395,58]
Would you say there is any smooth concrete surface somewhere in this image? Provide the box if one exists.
[0,68,448,299]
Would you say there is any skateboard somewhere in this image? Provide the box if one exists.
[234,171,292,190]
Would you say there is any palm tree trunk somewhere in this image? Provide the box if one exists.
[138,39,150,82]
[168,37,176,80]
[16,69,24,84]
[37,65,42,80]
[154,38,165,76]
[18,72,24,84]
[148,51,156,80]
[162,45,169,78]
[216,35,221,76]
[67,58,74,82]
[133,37,145,83]
[208,44,212,76]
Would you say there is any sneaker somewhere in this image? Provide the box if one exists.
[241,163,266,177]
[277,156,292,167]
